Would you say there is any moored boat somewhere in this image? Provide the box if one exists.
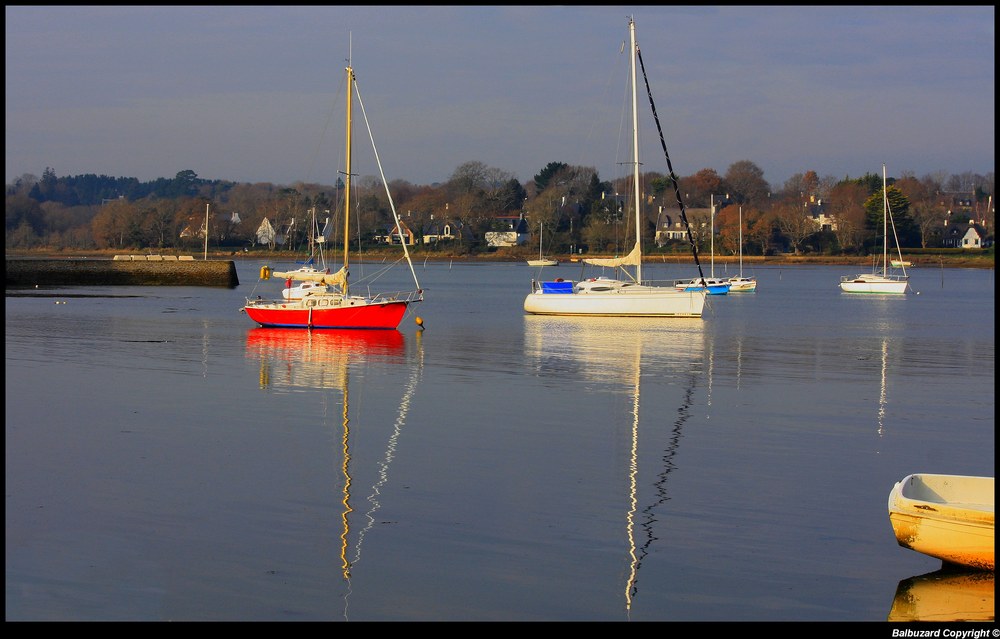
[522,17,706,319]
[725,205,757,292]
[726,276,757,292]
[243,53,422,330]
[527,221,558,267]
[527,259,559,267]
[887,473,994,571]
[276,208,332,301]
[840,164,909,294]
[674,276,730,295]
[840,272,908,294]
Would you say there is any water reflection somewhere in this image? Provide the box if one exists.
[523,316,705,616]
[343,331,424,620]
[244,328,420,620]
[245,328,405,390]
[877,338,888,438]
[888,568,994,622]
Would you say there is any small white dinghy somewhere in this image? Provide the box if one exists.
[887,474,994,571]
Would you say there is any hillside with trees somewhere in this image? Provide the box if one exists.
[6,161,994,260]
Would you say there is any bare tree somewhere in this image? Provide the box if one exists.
[745,208,774,255]
[90,198,137,249]
[724,160,770,205]
[826,181,868,252]
[771,202,816,254]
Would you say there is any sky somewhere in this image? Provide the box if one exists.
[5,5,995,191]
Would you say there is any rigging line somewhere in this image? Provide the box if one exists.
[576,39,626,186]
[885,186,908,277]
[352,78,422,292]
[635,45,706,281]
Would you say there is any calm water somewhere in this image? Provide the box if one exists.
[5,259,995,622]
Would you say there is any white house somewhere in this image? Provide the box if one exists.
[256,217,276,247]
[943,221,990,249]
[485,213,529,247]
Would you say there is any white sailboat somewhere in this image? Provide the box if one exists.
[527,221,558,267]
[727,205,757,292]
[278,207,332,300]
[523,17,706,318]
[839,164,909,294]
[675,195,730,294]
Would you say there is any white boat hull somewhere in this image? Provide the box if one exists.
[527,259,558,267]
[524,280,706,317]
[840,165,910,295]
[888,474,994,571]
[727,277,757,292]
[525,20,707,321]
[840,274,909,294]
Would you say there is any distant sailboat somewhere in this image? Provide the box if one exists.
[675,195,730,295]
[726,206,757,292]
[279,207,332,301]
[527,221,558,267]
[839,164,909,294]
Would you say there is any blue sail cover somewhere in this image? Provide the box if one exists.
[541,281,573,294]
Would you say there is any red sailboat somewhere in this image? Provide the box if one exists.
[243,55,422,330]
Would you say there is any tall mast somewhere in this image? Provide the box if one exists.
[882,163,888,276]
[203,203,209,260]
[629,17,642,283]
[739,206,744,276]
[343,64,354,294]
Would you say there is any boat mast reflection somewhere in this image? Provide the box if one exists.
[628,355,700,613]
[244,327,418,619]
[524,316,705,617]
[343,331,424,619]
[877,338,888,438]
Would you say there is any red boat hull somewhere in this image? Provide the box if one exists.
[244,299,410,329]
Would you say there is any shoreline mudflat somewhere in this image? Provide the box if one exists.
[5,249,993,269]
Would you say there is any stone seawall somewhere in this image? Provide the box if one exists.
[5,258,240,287]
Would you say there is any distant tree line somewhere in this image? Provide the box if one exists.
[5,161,994,257]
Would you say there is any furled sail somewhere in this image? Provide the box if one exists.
[272,266,347,288]
[583,242,642,268]
[324,266,348,288]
